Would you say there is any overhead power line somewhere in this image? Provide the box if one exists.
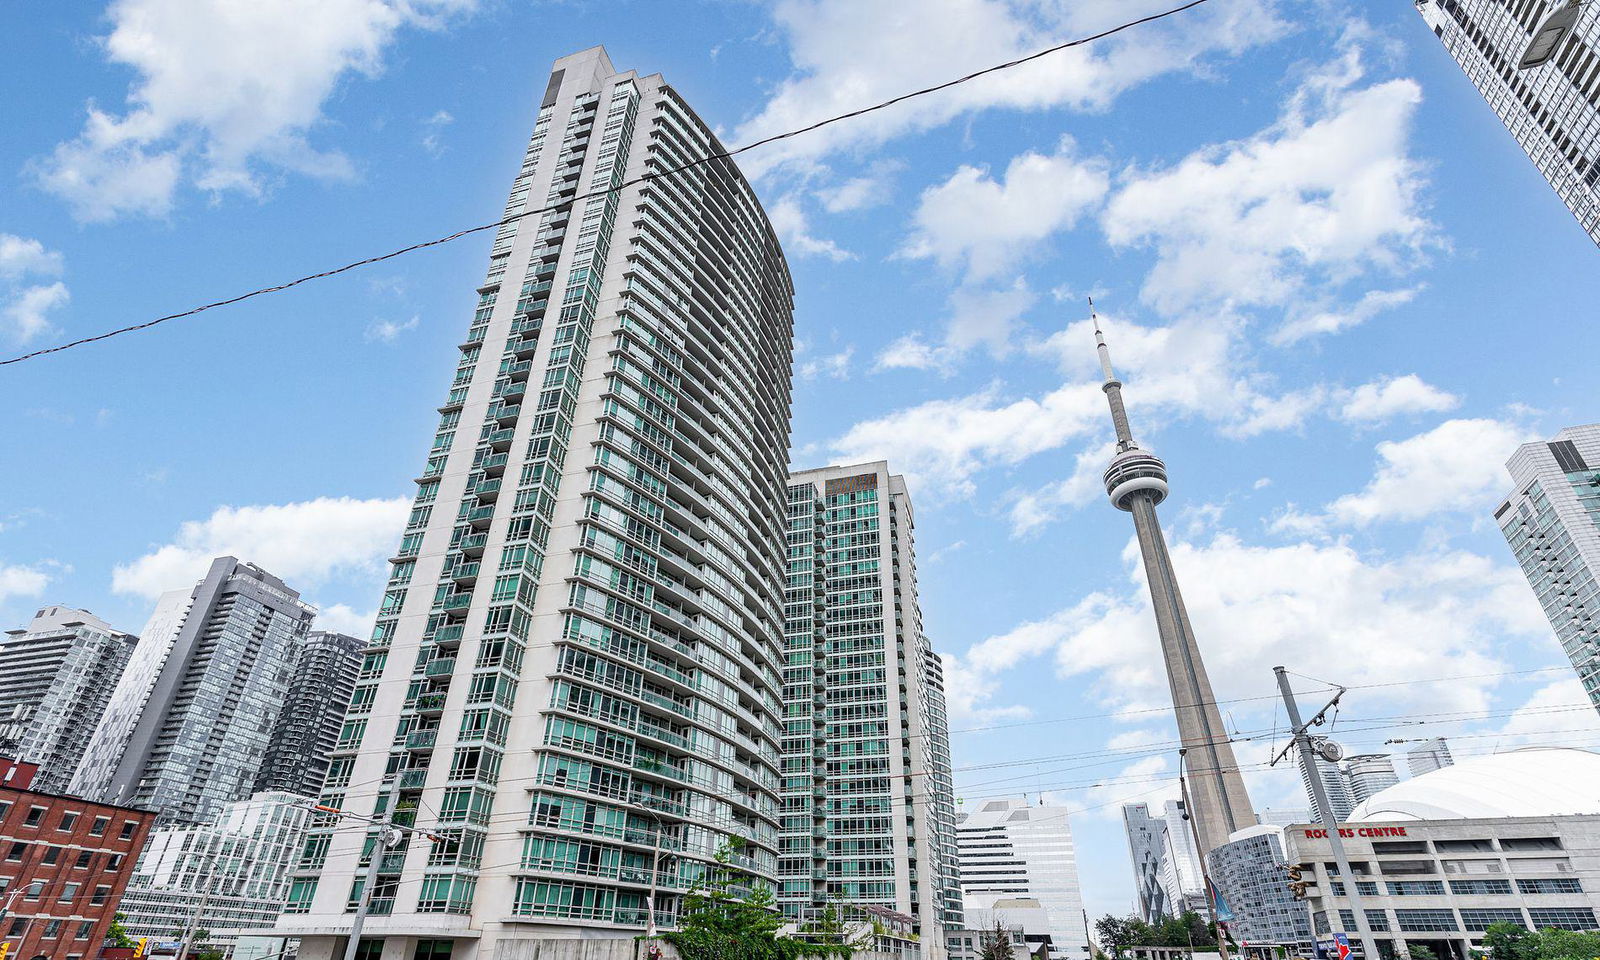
[0,0,1213,368]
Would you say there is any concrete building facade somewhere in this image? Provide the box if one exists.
[1496,426,1600,712]
[277,46,796,960]
[0,606,136,793]
[253,630,365,798]
[1415,0,1600,247]
[780,463,958,954]
[119,791,310,956]
[69,557,315,826]
[1288,816,1600,960]
[958,798,1087,958]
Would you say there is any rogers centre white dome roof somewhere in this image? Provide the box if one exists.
[1350,747,1600,821]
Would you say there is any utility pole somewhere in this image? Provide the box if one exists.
[344,820,404,960]
[175,852,220,960]
[1272,666,1377,960]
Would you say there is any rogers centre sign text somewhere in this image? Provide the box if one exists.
[1303,826,1408,839]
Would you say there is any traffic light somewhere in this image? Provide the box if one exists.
[1286,864,1309,900]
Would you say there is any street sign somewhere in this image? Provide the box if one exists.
[1333,933,1352,960]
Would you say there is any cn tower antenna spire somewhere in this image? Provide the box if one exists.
[1090,299,1255,861]
[1089,299,1136,452]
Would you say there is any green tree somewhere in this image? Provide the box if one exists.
[666,842,848,960]
[1095,916,1142,958]
[1410,946,1439,960]
[1483,923,1536,960]
[105,912,137,949]
[1533,926,1600,960]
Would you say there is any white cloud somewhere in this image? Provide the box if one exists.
[1490,679,1600,749]
[898,139,1108,282]
[1325,418,1531,526]
[953,532,1548,726]
[814,160,902,213]
[113,496,409,598]
[1274,286,1422,345]
[0,563,53,606]
[1337,374,1459,423]
[314,602,379,639]
[874,334,948,373]
[0,235,64,279]
[364,314,420,343]
[831,380,1105,498]
[768,195,854,261]
[3,282,70,343]
[32,0,476,221]
[1104,46,1432,317]
[0,236,69,344]
[1007,441,1115,537]
[421,109,454,157]
[798,346,854,380]
[733,0,1288,176]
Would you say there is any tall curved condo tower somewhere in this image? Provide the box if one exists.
[1093,310,1254,857]
[279,47,796,959]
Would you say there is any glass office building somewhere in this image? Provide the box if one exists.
[278,46,795,960]
[780,463,960,956]
[1416,0,1600,246]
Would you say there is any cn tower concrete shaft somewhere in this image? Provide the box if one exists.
[1093,306,1255,857]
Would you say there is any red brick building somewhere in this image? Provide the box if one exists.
[0,757,155,959]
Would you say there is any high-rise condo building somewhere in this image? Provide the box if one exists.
[70,557,315,826]
[1299,755,1354,822]
[1406,738,1455,776]
[1415,0,1600,247]
[1343,754,1400,806]
[119,791,311,956]
[1092,312,1255,855]
[957,798,1087,959]
[1497,425,1600,711]
[1121,801,1206,924]
[277,47,795,960]
[781,463,960,953]
[0,605,137,793]
[252,631,365,798]
[1205,826,1312,952]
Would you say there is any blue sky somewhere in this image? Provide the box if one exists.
[3,0,1599,920]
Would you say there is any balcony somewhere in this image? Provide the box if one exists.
[379,852,408,874]
[425,657,457,679]
[474,477,502,499]
[486,429,515,452]
[467,505,495,529]
[414,693,448,714]
[492,404,521,426]
[442,594,473,614]
[430,624,463,646]
[459,533,488,556]
[397,768,430,790]
[510,317,541,336]
[405,729,438,750]
[451,562,480,585]
[503,360,533,381]
[478,453,509,476]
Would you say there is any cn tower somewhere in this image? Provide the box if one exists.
[1092,302,1255,856]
